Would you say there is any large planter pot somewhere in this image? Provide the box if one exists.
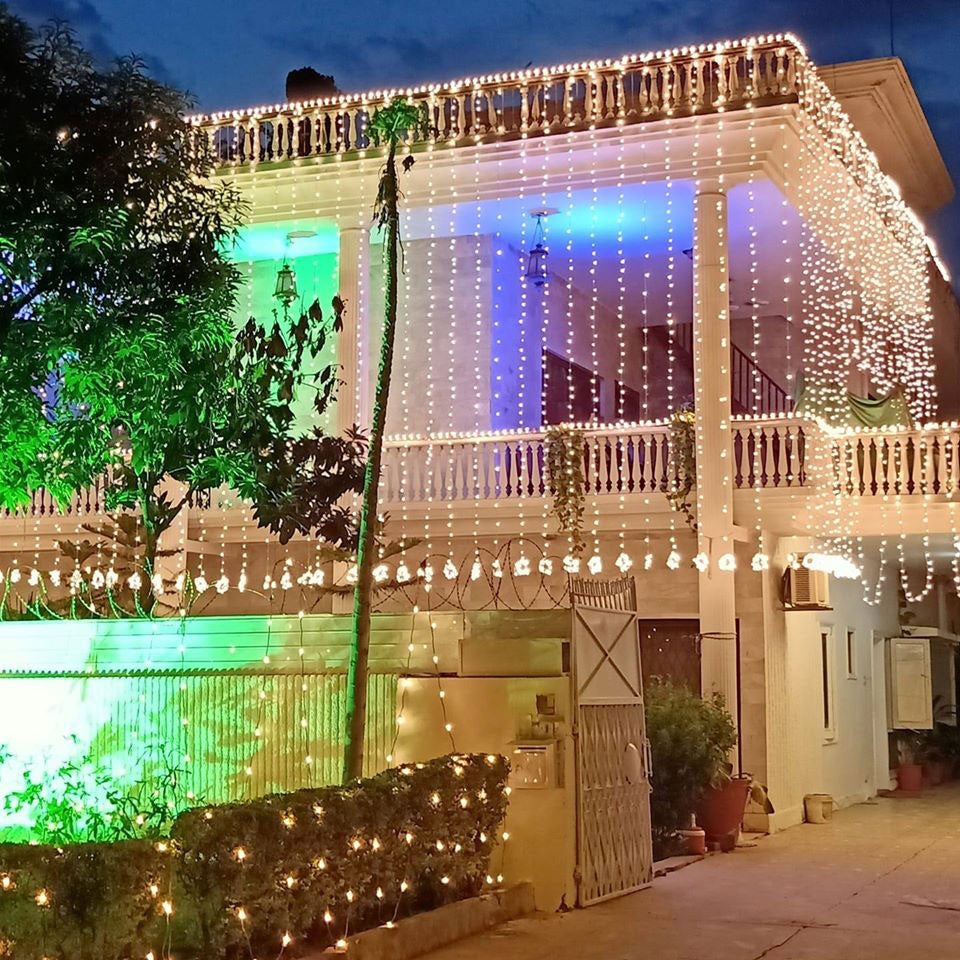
[896,763,924,792]
[697,777,751,850]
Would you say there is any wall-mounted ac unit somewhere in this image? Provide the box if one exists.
[782,563,831,610]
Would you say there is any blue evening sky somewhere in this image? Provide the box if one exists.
[9,0,960,275]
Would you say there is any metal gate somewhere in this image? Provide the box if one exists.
[570,577,653,905]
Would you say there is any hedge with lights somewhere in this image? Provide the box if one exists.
[0,754,509,959]
[0,839,170,960]
[171,753,509,957]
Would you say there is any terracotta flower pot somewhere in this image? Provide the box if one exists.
[896,763,924,792]
[679,826,707,856]
[697,777,751,849]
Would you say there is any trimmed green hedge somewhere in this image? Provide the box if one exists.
[0,840,170,960]
[0,754,509,959]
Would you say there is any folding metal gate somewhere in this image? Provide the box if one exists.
[570,577,653,905]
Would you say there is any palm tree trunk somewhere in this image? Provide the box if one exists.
[343,139,400,782]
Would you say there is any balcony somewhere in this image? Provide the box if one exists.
[4,420,958,542]
[193,36,803,170]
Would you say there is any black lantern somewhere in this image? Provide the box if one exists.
[525,211,550,287]
[274,260,298,310]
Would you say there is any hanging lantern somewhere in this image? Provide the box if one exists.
[274,261,298,308]
[525,210,552,287]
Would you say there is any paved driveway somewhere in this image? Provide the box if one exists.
[426,784,960,959]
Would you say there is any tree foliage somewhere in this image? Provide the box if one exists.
[0,9,365,613]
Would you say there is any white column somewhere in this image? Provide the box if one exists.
[332,225,369,614]
[336,225,370,435]
[692,185,738,724]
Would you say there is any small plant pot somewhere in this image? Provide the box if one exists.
[679,826,707,856]
[803,794,834,823]
[697,777,751,849]
[896,763,924,792]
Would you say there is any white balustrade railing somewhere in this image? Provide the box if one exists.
[192,38,801,169]
[379,425,673,504]
[831,427,960,497]
[733,419,960,498]
[8,423,960,521]
[733,418,808,489]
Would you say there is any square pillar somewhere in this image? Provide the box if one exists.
[336,225,370,435]
[692,185,738,721]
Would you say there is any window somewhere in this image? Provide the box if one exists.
[542,350,602,425]
[846,628,856,678]
[821,628,836,741]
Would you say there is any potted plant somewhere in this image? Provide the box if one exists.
[697,767,774,852]
[919,711,958,785]
[894,730,924,792]
[644,680,737,859]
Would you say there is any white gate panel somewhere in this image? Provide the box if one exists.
[571,577,653,906]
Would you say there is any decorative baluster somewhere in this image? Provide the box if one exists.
[728,52,742,105]
[664,63,676,113]
[729,428,740,488]
[532,83,545,129]
[470,89,483,134]
[487,89,498,133]
[292,112,302,157]
[680,61,693,112]
[410,448,422,501]
[785,48,797,94]
[603,72,616,119]
[773,427,786,487]
[947,434,957,496]
[764,50,777,96]
[633,68,646,115]
[693,59,706,111]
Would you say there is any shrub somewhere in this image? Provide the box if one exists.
[0,754,509,959]
[1,740,201,845]
[0,840,171,960]
[171,753,509,957]
[645,680,737,855]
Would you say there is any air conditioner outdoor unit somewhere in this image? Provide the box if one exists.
[783,563,831,610]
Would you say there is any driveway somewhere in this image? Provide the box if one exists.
[425,784,960,959]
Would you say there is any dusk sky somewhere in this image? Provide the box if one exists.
[10,0,960,276]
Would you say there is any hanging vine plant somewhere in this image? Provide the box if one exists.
[546,425,586,555]
[667,404,698,531]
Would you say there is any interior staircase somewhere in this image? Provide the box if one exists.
[647,322,790,416]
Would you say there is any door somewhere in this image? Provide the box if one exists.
[887,636,933,729]
[570,577,653,906]
[638,619,702,693]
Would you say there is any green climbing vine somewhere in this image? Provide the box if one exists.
[667,405,698,531]
[546,425,586,554]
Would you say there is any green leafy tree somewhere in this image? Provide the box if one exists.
[343,97,421,782]
[0,9,365,614]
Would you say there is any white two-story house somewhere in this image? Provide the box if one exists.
[1,33,958,907]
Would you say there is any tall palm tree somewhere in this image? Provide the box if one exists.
[343,97,421,782]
